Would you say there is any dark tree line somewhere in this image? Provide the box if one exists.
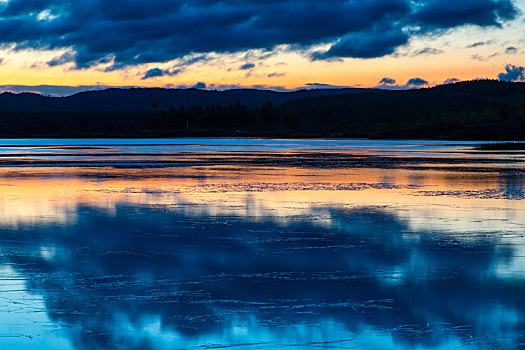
[0,101,284,138]
[0,80,524,140]
[279,80,525,140]
[166,100,280,130]
[521,93,525,118]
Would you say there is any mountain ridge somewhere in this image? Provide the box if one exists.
[0,87,372,112]
[0,80,524,139]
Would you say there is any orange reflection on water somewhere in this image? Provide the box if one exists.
[0,165,523,235]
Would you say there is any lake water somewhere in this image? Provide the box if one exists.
[0,138,524,349]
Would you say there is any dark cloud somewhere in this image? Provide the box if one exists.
[47,52,76,67]
[411,0,517,28]
[498,64,525,81]
[311,30,409,60]
[239,63,255,70]
[141,68,164,80]
[376,77,431,90]
[204,83,290,92]
[505,46,518,54]
[413,47,445,56]
[0,0,519,68]
[443,78,460,84]
[193,82,206,89]
[268,72,285,78]
[407,78,429,87]
[141,67,184,80]
[471,52,499,61]
[177,54,210,67]
[379,77,396,85]
[467,41,493,48]
[304,83,354,89]
[165,81,208,89]
[0,84,120,96]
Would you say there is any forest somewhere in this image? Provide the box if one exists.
[0,80,524,140]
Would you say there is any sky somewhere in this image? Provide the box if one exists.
[0,0,524,95]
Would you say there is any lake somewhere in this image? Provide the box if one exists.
[0,138,524,349]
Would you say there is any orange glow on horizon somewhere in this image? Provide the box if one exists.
[1,38,523,92]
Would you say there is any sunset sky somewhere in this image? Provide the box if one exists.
[0,0,524,95]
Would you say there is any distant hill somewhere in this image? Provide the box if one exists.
[0,87,370,112]
[0,80,524,139]
[280,80,525,139]
[282,80,525,113]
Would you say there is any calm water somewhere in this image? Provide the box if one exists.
[0,138,524,349]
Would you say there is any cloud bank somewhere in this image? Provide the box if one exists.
[376,77,432,89]
[379,77,397,85]
[0,84,118,96]
[407,78,429,87]
[498,64,525,81]
[141,67,184,80]
[0,0,518,70]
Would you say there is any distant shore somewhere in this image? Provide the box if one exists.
[0,80,523,141]
[476,142,525,150]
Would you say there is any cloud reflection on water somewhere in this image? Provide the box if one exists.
[0,191,524,348]
[0,142,523,349]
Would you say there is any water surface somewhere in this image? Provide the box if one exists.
[0,138,524,349]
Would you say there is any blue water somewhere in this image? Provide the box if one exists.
[0,139,523,349]
[0,138,511,167]
[0,137,484,152]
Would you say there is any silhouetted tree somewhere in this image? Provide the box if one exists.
[0,80,524,139]
[498,101,510,120]
[259,101,279,128]
[520,94,525,118]
[283,112,302,129]
[319,109,334,126]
